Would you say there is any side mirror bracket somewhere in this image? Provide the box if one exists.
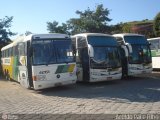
[125,43,132,53]
[88,44,94,58]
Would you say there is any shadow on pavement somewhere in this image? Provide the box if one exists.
[36,75,160,103]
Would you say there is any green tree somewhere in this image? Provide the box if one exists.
[0,16,16,75]
[0,16,16,43]
[46,21,69,34]
[153,12,160,37]
[110,22,123,34]
[67,4,112,34]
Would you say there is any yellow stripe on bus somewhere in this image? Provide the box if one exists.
[68,64,75,72]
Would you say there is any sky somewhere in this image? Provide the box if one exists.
[0,0,160,38]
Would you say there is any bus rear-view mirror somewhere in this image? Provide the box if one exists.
[88,44,94,58]
[125,43,132,53]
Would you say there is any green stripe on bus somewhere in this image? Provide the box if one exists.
[151,50,160,57]
[12,56,19,80]
[55,64,75,74]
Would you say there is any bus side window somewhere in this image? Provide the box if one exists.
[77,37,87,63]
[77,37,87,48]
[6,49,9,57]
[13,45,19,57]
[13,46,15,57]
[18,43,25,56]
[1,51,3,58]
[150,40,159,51]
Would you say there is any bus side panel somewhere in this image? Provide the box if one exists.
[152,57,160,69]
[1,57,13,80]
[17,42,30,88]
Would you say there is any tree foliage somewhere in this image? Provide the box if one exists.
[153,12,160,37]
[110,22,123,34]
[0,16,16,43]
[46,4,112,35]
[46,21,69,34]
[67,4,111,34]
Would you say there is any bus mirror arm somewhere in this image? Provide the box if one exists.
[148,42,151,46]
[125,43,132,53]
[121,45,129,57]
[88,44,94,58]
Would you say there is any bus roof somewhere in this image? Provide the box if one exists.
[11,33,70,42]
[1,33,70,51]
[24,33,70,42]
[147,37,160,41]
[1,42,14,51]
[113,33,144,37]
[72,33,112,38]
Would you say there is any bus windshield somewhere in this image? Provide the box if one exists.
[129,45,152,64]
[88,36,118,46]
[32,39,74,65]
[91,47,121,68]
[124,36,148,44]
[123,36,151,64]
[87,36,121,68]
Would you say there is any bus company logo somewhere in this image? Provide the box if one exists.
[39,70,50,74]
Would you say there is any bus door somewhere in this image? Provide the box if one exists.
[81,47,90,81]
[120,47,128,77]
[17,42,30,89]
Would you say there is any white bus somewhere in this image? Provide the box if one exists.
[71,33,122,82]
[1,34,77,90]
[147,37,160,70]
[113,33,152,77]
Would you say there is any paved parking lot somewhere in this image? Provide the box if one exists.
[0,72,160,119]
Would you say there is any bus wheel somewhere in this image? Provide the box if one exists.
[121,73,128,79]
[5,75,8,80]
[5,74,10,81]
[5,70,10,80]
[8,76,11,81]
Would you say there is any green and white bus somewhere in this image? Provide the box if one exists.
[72,33,122,82]
[113,33,152,77]
[1,34,77,90]
[147,37,160,70]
